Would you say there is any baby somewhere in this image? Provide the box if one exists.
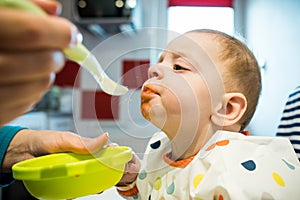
[116,29,300,199]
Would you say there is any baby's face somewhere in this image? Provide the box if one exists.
[141,32,225,140]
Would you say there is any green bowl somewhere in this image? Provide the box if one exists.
[12,146,132,200]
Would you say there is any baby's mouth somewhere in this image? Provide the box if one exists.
[141,85,160,100]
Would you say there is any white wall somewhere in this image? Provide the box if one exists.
[237,0,300,136]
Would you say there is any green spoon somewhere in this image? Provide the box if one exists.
[0,0,128,96]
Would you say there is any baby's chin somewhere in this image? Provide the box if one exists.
[141,104,167,129]
[141,108,151,121]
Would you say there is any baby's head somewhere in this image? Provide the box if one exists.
[141,29,261,139]
[188,29,261,131]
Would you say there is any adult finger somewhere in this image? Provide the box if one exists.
[0,9,81,50]
[66,133,110,154]
[0,50,65,83]
[37,132,109,155]
[0,103,36,127]
[0,76,51,109]
[31,0,62,15]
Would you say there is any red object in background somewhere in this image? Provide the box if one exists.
[122,59,150,89]
[57,59,150,120]
[81,91,119,120]
[54,60,80,88]
[168,0,233,7]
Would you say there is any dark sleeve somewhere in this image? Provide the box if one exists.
[277,86,300,159]
[0,126,27,187]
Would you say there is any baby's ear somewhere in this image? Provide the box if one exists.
[211,93,247,127]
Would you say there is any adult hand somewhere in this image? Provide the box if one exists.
[0,0,82,126]
[2,129,109,171]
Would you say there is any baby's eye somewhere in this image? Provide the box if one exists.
[173,64,187,71]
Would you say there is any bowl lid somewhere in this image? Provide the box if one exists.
[12,146,132,180]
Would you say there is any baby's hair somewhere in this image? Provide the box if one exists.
[189,29,262,131]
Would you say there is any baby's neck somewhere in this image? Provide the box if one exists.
[167,128,215,161]
[169,142,202,161]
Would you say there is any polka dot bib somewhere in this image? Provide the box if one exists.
[131,131,300,200]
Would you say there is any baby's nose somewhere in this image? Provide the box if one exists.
[148,64,162,79]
